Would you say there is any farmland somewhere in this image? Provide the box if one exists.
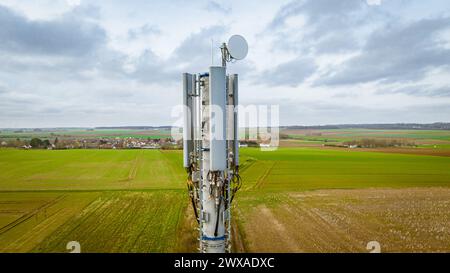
[232,146,450,252]
[1,128,450,252]
[0,149,184,191]
[234,188,450,252]
[240,148,450,192]
[281,128,450,143]
[33,191,194,253]
[0,190,196,253]
[0,148,196,252]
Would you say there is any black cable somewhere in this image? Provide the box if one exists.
[186,163,199,224]
[230,167,242,204]
[187,183,199,224]
[214,195,221,237]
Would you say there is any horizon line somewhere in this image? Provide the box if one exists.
[1,122,450,130]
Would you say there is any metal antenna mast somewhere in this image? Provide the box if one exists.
[183,35,248,253]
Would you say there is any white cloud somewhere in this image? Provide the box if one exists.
[66,0,81,7]
[366,0,382,6]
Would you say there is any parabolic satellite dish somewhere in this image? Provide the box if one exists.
[227,35,248,60]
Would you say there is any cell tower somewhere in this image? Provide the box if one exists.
[183,35,248,253]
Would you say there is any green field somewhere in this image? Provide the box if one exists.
[1,146,450,252]
[235,147,450,252]
[0,149,184,191]
[2,147,448,193]
[33,191,190,253]
[283,129,450,143]
[241,148,450,192]
[0,149,194,252]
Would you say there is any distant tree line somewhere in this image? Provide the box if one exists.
[284,122,450,130]
[343,138,416,148]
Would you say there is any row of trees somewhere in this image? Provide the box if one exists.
[29,138,52,148]
[1,137,59,149]
[343,138,416,148]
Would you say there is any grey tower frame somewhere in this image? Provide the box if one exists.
[183,67,240,253]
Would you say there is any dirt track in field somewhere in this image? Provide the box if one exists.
[237,188,450,253]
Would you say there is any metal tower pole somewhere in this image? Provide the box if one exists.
[199,66,227,253]
[183,36,246,253]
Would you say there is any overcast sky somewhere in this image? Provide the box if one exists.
[0,0,449,128]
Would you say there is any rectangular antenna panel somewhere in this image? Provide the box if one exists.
[230,74,239,166]
[209,66,227,171]
[182,73,194,168]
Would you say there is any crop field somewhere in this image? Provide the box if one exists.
[240,148,450,191]
[0,192,99,252]
[280,128,450,157]
[1,134,450,252]
[233,188,450,252]
[33,191,194,253]
[0,191,195,252]
[0,149,196,252]
[0,149,184,191]
[233,146,450,252]
[282,128,450,142]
